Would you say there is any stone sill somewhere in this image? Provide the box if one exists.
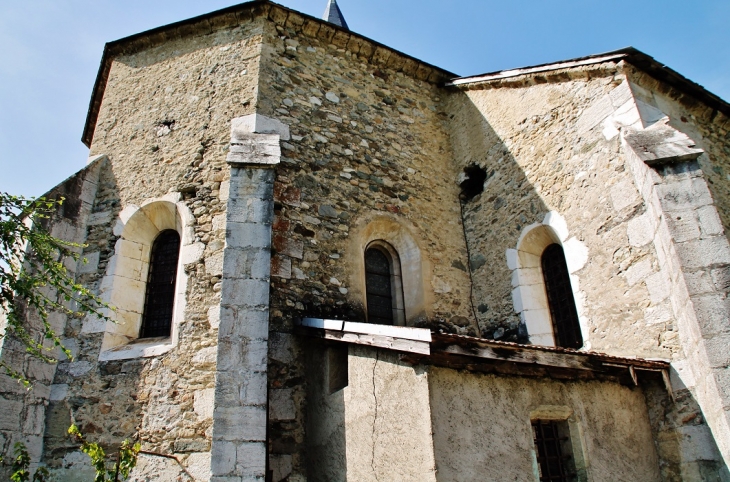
[99,337,173,362]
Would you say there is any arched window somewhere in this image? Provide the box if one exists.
[364,242,405,325]
[541,244,583,349]
[140,229,181,338]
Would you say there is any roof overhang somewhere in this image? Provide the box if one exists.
[297,318,672,390]
[446,47,730,120]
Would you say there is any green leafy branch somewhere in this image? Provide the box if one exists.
[4,442,50,482]
[68,425,140,482]
[0,193,113,385]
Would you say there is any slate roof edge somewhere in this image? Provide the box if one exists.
[81,0,456,147]
[447,47,730,120]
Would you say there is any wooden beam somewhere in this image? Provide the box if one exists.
[297,327,430,355]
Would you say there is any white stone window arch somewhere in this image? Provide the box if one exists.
[349,215,431,326]
[506,212,589,348]
[83,193,203,361]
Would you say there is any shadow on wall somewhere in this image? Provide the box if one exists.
[304,341,347,480]
[446,89,552,343]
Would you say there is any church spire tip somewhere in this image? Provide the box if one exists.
[323,0,349,30]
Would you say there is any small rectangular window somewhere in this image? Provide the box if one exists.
[532,420,578,482]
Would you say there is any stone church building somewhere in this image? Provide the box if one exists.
[1,0,729,480]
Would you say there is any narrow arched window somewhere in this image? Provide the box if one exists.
[140,230,181,338]
[541,244,583,349]
[364,242,405,325]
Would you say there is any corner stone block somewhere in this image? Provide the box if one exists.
[231,114,290,141]
[221,279,270,309]
[656,177,713,211]
[211,441,237,476]
[676,237,730,269]
[218,307,269,341]
[226,223,272,250]
[215,371,267,407]
[227,198,273,224]
[213,406,267,442]
[222,248,271,281]
[703,334,730,369]
[691,294,730,338]
[229,169,276,199]
[697,205,725,237]
[235,442,267,477]
[216,339,268,372]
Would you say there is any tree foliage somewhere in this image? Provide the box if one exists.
[68,425,140,482]
[0,192,111,384]
[4,442,49,482]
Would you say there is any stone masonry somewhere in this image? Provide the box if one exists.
[0,2,728,481]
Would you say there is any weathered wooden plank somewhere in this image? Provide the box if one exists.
[434,342,605,372]
[342,321,432,342]
[296,326,430,355]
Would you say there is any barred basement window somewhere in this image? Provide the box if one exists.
[532,420,577,482]
[140,229,181,338]
[541,244,583,349]
[364,242,405,325]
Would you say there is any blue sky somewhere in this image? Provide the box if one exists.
[1,0,728,197]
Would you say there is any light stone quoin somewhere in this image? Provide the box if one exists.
[210,114,287,481]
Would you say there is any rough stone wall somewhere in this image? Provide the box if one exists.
[445,67,675,357]
[40,17,268,480]
[429,367,662,482]
[255,19,473,479]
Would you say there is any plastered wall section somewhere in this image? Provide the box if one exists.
[41,17,269,480]
[305,345,437,482]
[429,367,662,482]
[0,160,102,479]
[255,19,473,480]
[445,66,677,356]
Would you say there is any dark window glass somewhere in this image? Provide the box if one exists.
[541,244,583,349]
[140,230,180,338]
[365,247,394,325]
[532,420,576,482]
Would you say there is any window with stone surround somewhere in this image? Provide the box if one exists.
[86,195,201,361]
[364,241,405,325]
[507,212,588,348]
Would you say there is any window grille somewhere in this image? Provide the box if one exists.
[541,244,583,349]
[140,230,180,338]
[365,247,394,325]
[532,420,575,482]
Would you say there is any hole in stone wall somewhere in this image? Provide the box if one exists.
[459,164,488,202]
